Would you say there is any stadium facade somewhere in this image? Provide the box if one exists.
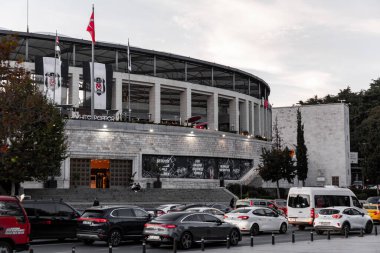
[0,29,273,189]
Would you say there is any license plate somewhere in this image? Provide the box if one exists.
[148,235,160,241]
[321,222,330,225]
[288,218,295,222]
[83,221,92,225]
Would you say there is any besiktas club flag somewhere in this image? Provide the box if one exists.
[42,57,62,104]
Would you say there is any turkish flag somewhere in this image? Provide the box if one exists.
[86,11,95,43]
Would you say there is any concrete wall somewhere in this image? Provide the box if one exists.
[267,103,351,188]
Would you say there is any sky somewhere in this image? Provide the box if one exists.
[1,0,380,107]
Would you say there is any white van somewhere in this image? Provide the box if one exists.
[287,186,362,230]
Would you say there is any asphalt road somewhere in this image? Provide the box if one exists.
[28,226,371,253]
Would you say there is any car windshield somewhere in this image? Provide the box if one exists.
[367,197,380,204]
[81,210,104,218]
[230,209,251,213]
[319,209,340,215]
[155,213,184,221]
[288,194,310,208]
[364,205,379,210]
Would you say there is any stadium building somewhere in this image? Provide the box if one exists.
[0,29,272,190]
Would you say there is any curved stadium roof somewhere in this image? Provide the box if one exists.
[0,29,270,99]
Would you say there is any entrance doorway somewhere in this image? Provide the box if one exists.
[90,160,110,189]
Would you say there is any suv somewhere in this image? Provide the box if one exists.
[0,196,30,252]
[77,205,152,246]
[22,200,81,241]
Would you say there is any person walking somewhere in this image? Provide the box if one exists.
[93,197,99,206]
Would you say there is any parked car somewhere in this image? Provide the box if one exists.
[235,198,285,215]
[77,205,152,246]
[22,199,81,241]
[363,204,380,224]
[168,203,207,212]
[143,207,165,217]
[143,212,241,249]
[366,196,380,204]
[0,195,30,253]
[313,206,373,235]
[207,203,231,213]
[155,204,181,214]
[186,207,225,220]
[224,207,288,235]
[272,199,287,216]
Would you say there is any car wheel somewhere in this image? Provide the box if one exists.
[341,223,350,235]
[316,230,324,235]
[83,239,95,245]
[109,229,122,247]
[279,222,287,234]
[179,232,193,250]
[365,221,373,234]
[0,241,12,253]
[250,223,260,236]
[229,229,240,246]
[298,225,305,231]
[149,242,161,248]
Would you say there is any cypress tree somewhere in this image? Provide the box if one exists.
[296,108,308,186]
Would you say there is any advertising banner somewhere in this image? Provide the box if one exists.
[142,155,253,180]
[43,57,62,104]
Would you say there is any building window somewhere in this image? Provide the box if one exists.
[332,176,339,186]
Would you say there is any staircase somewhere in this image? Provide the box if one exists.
[24,187,236,212]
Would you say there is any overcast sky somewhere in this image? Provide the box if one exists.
[1,0,380,107]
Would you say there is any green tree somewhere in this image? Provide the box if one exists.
[0,36,67,195]
[296,108,308,186]
[258,117,295,198]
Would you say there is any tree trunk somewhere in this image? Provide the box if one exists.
[302,180,306,187]
[11,182,16,196]
[276,180,280,199]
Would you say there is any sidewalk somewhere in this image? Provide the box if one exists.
[202,235,380,253]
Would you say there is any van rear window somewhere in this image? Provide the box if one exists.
[288,194,310,208]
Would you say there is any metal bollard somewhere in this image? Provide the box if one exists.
[109,243,113,253]
[142,239,146,253]
[360,228,364,237]
[29,249,34,253]
[272,233,275,245]
[311,230,314,242]
[292,231,295,243]
[327,230,331,240]
[227,235,230,249]
[1,250,5,253]
[201,237,205,251]
[345,227,348,238]
[375,225,378,236]
[173,240,177,253]
[250,233,254,247]
[72,246,76,253]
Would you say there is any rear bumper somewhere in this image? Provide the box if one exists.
[15,243,30,252]
[288,217,313,226]
[77,232,108,241]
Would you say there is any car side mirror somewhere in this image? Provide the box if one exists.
[216,219,223,225]
[361,213,364,217]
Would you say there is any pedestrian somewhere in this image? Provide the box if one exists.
[93,197,99,206]
[229,197,236,209]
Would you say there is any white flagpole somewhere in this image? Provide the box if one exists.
[128,39,131,122]
[53,30,57,104]
[91,4,95,119]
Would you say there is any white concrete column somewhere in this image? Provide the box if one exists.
[68,67,80,108]
[240,99,249,132]
[207,92,218,131]
[149,83,161,123]
[112,73,123,116]
[254,103,260,136]
[180,88,192,125]
[229,98,239,132]
[250,101,255,135]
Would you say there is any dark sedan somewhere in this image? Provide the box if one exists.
[143,212,241,249]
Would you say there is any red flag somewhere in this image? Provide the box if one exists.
[264,99,269,109]
[86,10,95,43]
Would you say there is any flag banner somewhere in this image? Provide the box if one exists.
[264,99,269,109]
[35,57,69,88]
[42,57,62,104]
[83,62,113,110]
[86,10,95,43]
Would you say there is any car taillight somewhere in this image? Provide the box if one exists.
[157,210,165,216]
[238,216,249,220]
[249,200,253,206]
[310,208,315,218]
[332,214,343,219]
[375,211,380,215]
[162,224,177,229]
[77,217,108,223]
[224,215,228,219]
[315,214,319,218]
